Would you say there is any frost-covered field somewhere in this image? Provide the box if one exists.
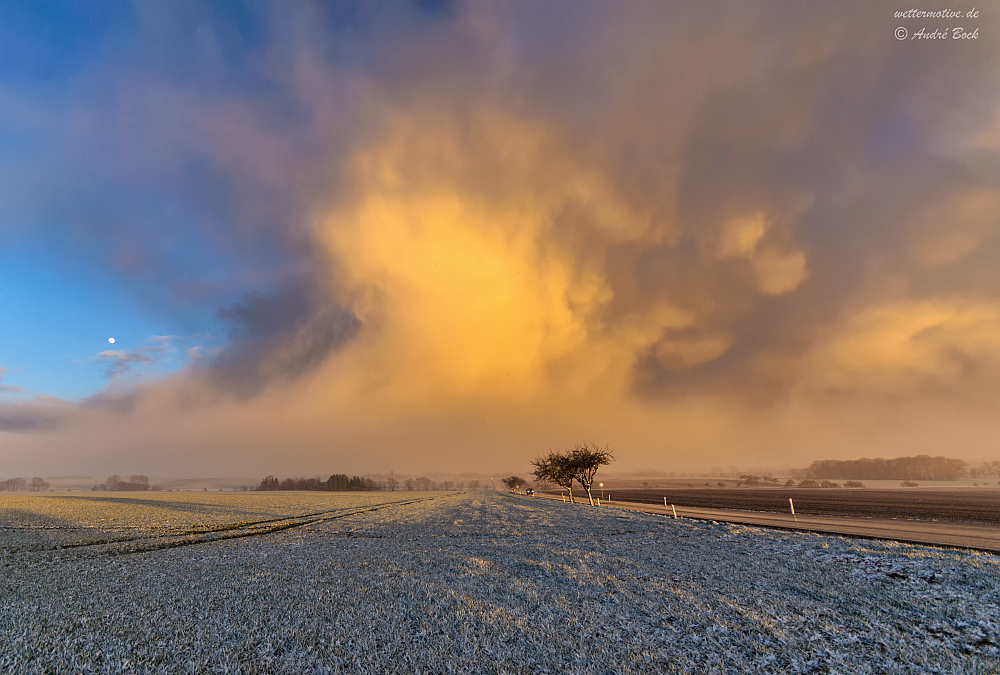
[1,492,998,674]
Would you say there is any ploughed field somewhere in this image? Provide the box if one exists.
[1,492,998,673]
[595,488,1000,525]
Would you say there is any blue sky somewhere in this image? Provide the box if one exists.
[0,0,448,402]
[0,1,292,400]
[0,244,217,399]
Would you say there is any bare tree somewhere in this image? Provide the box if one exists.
[531,451,577,503]
[386,477,398,491]
[468,479,481,490]
[30,477,50,492]
[500,476,526,492]
[1,477,27,491]
[568,443,614,506]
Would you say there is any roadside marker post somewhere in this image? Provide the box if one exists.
[789,498,795,515]
[671,504,678,519]
[597,498,601,507]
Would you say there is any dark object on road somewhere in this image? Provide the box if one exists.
[525,488,534,496]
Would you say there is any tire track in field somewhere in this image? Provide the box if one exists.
[5,494,455,558]
[4,504,375,553]
[106,495,446,556]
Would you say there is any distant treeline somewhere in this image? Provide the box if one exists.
[1,475,161,492]
[258,475,383,491]
[0,477,50,492]
[802,456,999,481]
[91,475,155,492]
[257,475,480,492]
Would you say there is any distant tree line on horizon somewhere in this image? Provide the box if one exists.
[257,474,484,492]
[800,456,999,481]
[0,477,50,492]
[91,475,155,492]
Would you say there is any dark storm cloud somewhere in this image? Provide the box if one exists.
[481,0,1000,403]
[0,400,67,431]
[206,276,360,398]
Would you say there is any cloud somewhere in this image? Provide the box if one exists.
[804,301,1000,395]
[0,367,26,395]
[2,1,1000,476]
[97,350,158,378]
[717,212,808,295]
[0,397,70,432]
[655,333,734,370]
[95,336,180,380]
[204,276,360,397]
[908,190,1000,268]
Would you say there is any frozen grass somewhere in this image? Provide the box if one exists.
[0,491,997,673]
[0,492,406,550]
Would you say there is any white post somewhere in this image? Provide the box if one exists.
[597,498,601,507]
[671,504,678,519]
[562,494,566,503]
[789,498,795,515]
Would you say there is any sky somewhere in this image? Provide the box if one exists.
[1,1,999,479]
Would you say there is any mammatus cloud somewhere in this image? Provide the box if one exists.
[1,1,999,477]
[716,213,808,296]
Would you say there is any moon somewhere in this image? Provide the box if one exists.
[108,338,115,344]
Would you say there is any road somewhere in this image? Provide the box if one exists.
[536,494,1000,554]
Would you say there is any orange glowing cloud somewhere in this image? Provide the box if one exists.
[312,109,691,412]
[3,1,1000,479]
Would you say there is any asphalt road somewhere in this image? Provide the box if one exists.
[536,494,1000,554]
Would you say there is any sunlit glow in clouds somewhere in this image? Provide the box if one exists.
[1,1,998,477]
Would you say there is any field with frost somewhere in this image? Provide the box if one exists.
[1,491,998,674]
